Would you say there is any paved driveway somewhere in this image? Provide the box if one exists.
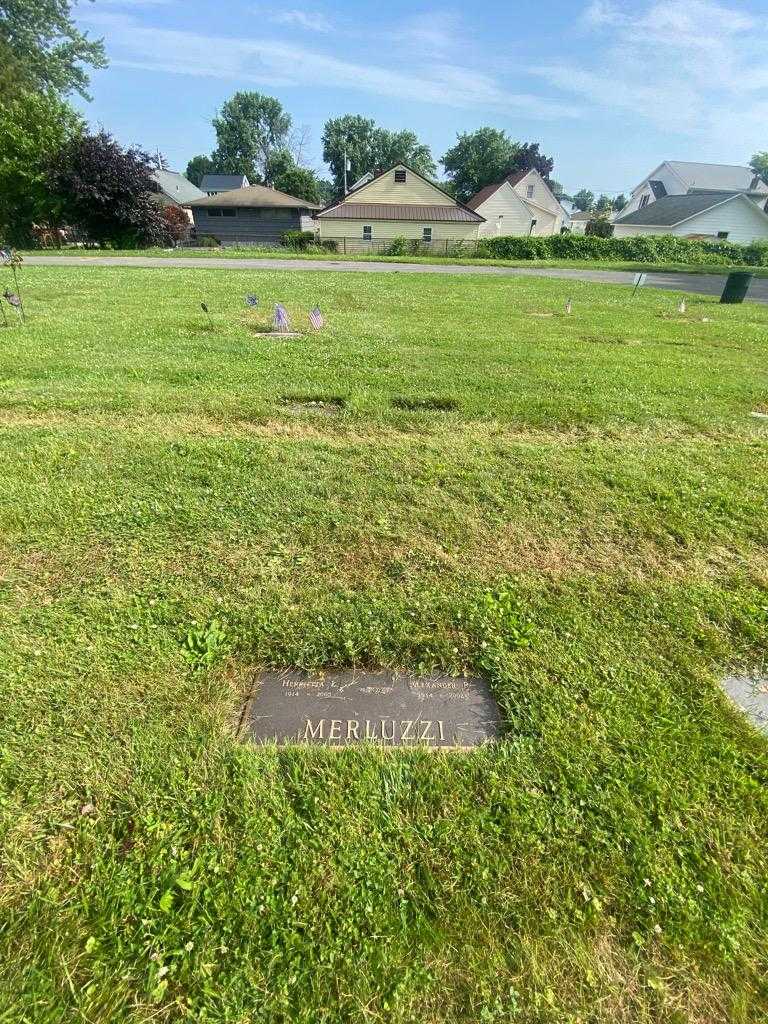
[23,254,768,303]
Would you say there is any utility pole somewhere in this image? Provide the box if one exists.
[343,145,348,195]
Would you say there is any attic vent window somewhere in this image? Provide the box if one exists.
[526,184,535,198]
[639,195,650,208]
[394,169,407,183]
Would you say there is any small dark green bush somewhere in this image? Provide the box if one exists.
[281,229,316,251]
[195,235,220,248]
[318,239,338,252]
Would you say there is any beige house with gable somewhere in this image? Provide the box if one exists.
[316,163,485,251]
[467,170,569,236]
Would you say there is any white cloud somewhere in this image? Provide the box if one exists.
[398,12,462,57]
[534,0,768,151]
[82,10,581,119]
[268,9,333,33]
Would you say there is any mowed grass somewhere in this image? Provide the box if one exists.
[1,266,768,1023]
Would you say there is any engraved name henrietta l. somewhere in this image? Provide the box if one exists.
[302,718,446,743]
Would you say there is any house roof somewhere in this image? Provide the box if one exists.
[505,169,530,187]
[199,174,249,191]
[317,163,483,220]
[664,161,765,193]
[316,203,483,222]
[151,169,204,205]
[465,182,506,210]
[186,185,322,210]
[614,191,760,226]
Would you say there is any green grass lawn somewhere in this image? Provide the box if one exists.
[19,246,768,277]
[1,266,768,1023]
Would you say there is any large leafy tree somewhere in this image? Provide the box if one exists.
[749,152,768,186]
[211,91,292,182]
[441,128,554,202]
[0,0,107,98]
[612,193,628,212]
[571,189,595,212]
[263,149,322,203]
[185,154,216,188]
[322,115,435,197]
[0,88,83,243]
[50,131,166,247]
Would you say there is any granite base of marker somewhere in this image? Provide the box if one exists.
[238,669,502,749]
[722,675,768,734]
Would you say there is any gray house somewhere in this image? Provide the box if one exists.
[186,184,321,246]
[150,170,204,223]
[200,174,249,195]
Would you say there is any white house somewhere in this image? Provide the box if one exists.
[467,170,568,236]
[617,161,767,219]
[316,163,485,251]
[613,191,768,243]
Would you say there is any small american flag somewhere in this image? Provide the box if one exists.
[245,294,259,308]
[274,303,290,332]
[309,306,324,330]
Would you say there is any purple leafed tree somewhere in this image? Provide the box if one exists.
[48,131,167,248]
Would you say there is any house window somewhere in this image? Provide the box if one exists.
[363,225,372,240]
[394,169,407,183]
[208,208,222,217]
[526,184,535,198]
[222,208,236,217]
[422,227,432,242]
[639,195,650,208]
[717,230,729,239]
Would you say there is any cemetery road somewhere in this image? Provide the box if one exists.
[23,255,768,303]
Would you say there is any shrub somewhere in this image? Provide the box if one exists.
[281,229,316,250]
[469,232,768,267]
[318,239,338,252]
[160,205,190,244]
[195,235,220,248]
[585,216,614,238]
[384,237,412,256]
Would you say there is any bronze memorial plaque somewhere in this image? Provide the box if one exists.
[238,669,502,748]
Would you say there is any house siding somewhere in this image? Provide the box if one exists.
[191,207,303,245]
[475,184,533,237]
[317,218,479,251]
[613,197,768,243]
[347,165,455,206]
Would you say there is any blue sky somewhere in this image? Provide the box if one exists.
[73,0,768,196]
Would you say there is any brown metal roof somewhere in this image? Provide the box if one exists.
[466,183,505,210]
[186,185,322,210]
[317,202,483,222]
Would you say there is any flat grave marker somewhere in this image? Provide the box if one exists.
[238,669,502,749]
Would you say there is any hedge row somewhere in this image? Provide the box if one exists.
[472,233,768,266]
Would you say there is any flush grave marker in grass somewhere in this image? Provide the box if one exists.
[238,669,502,748]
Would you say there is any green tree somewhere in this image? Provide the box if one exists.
[549,179,564,199]
[595,194,613,214]
[612,193,628,211]
[0,88,83,243]
[0,38,34,100]
[185,154,216,188]
[571,189,595,212]
[211,91,291,182]
[749,152,768,186]
[322,114,435,197]
[0,0,107,98]
[272,165,322,204]
[441,127,519,202]
[440,128,555,203]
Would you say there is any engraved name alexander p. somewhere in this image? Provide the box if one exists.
[302,718,445,743]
